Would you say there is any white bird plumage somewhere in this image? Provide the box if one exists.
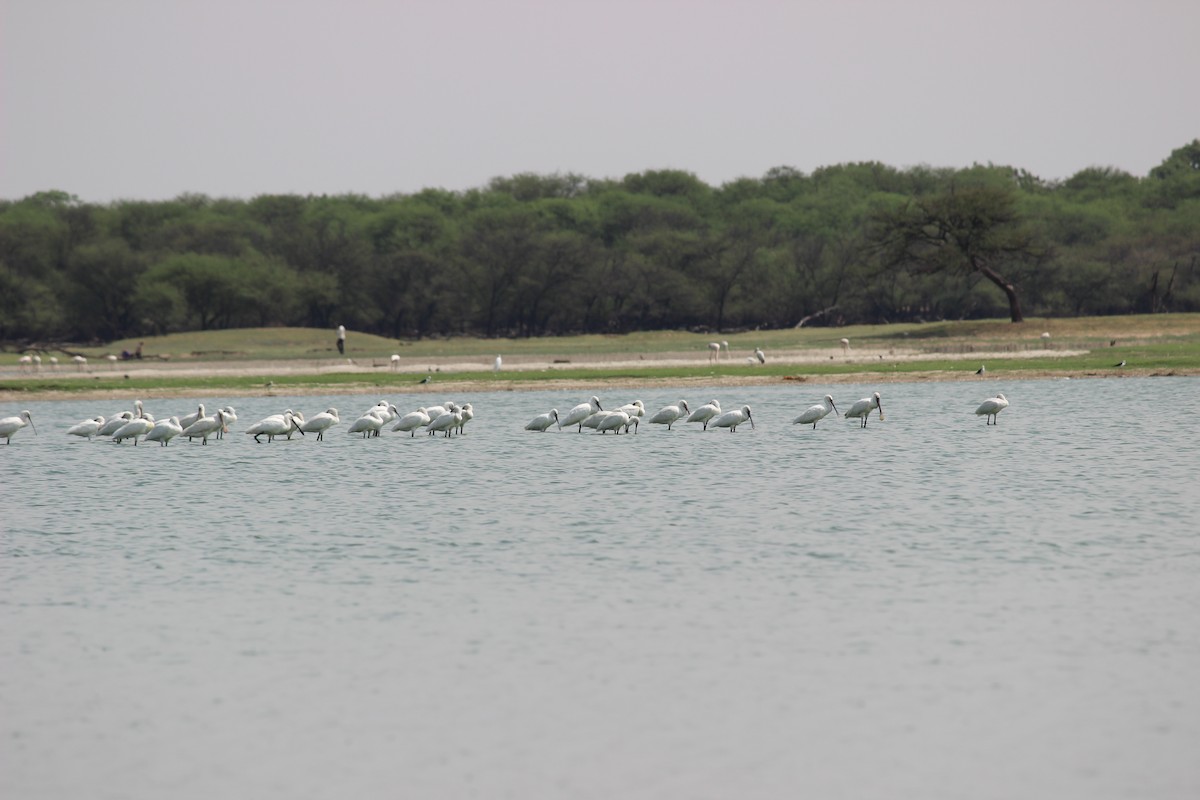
[648,400,690,430]
[845,392,883,428]
[112,413,156,445]
[67,416,105,441]
[559,396,602,432]
[392,408,431,436]
[793,395,838,429]
[246,410,304,443]
[0,410,36,444]
[145,416,184,446]
[686,399,721,430]
[711,405,754,432]
[975,393,1009,425]
[525,409,559,432]
[300,408,341,440]
[182,409,226,445]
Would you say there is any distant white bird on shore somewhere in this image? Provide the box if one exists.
[845,392,883,428]
[708,342,721,362]
[390,354,400,371]
[493,355,502,371]
[754,347,765,364]
[840,337,850,354]
[793,395,838,429]
[975,365,986,375]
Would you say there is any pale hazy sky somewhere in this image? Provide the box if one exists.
[3,0,1197,202]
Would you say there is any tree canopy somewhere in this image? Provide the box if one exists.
[2,141,1198,343]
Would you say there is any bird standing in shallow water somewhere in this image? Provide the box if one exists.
[793,396,838,429]
[976,393,1009,425]
[845,392,883,428]
[0,410,36,444]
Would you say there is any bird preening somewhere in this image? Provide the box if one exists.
[976,393,1009,425]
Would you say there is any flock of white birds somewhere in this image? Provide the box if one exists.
[0,390,1013,445]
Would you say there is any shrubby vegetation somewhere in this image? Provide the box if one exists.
[2,141,1197,343]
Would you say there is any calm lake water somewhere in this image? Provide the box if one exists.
[3,377,1199,799]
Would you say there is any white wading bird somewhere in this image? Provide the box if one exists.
[246,410,304,443]
[708,342,721,362]
[112,413,156,445]
[975,393,1009,425]
[525,409,559,432]
[0,410,36,444]
[686,399,721,430]
[754,347,766,364]
[845,392,884,428]
[648,400,690,430]
[145,416,184,446]
[597,410,638,434]
[300,408,341,440]
[97,412,135,437]
[182,409,227,445]
[711,405,754,432]
[615,400,645,418]
[457,403,474,434]
[67,416,105,441]
[426,407,463,437]
[792,395,838,429]
[217,407,237,438]
[392,408,431,436]
[559,396,602,432]
[179,403,206,432]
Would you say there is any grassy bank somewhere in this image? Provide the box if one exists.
[3,314,1199,398]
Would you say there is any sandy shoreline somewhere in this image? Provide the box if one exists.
[2,345,1189,403]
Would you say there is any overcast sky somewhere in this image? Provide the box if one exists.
[3,0,1197,203]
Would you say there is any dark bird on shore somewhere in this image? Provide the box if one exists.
[975,365,986,375]
[1114,360,1126,368]
[418,375,432,384]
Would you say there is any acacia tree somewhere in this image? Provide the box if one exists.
[872,184,1045,322]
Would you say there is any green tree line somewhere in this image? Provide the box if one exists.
[2,141,1198,343]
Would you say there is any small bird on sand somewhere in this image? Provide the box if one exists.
[975,365,986,375]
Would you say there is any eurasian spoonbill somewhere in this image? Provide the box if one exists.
[112,413,156,445]
[300,408,341,440]
[845,392,883,428]
[792,395,838,429]
[0,410,36,444]
[686,399,721,430]
[67,416,105,440]
[246,410,303,443]
[392,408,431,436]
[525,409,559,432]
[145,417,184,446]
[711,405,754,432]
[182,409,226,445]
[975,393,1009,425]
[559,396,602,432]
[648,400,690,430]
